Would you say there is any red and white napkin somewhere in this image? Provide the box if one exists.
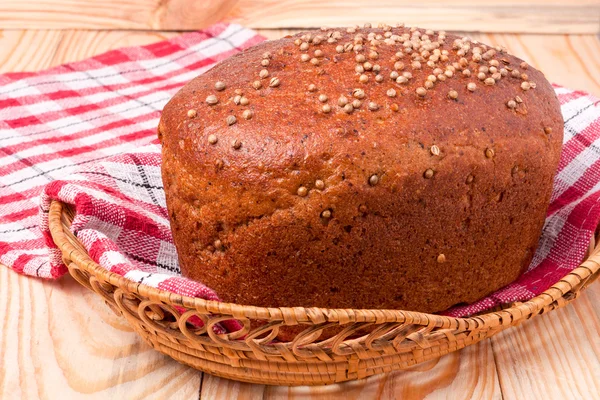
[1,24,599,318]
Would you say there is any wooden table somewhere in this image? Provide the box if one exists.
[1,1,600,398]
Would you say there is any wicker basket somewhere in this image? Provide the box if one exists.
[48,200,600,386]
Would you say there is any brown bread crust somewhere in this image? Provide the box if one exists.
[159,25,563,316]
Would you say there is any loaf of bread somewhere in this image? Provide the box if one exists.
[158,24,563,315]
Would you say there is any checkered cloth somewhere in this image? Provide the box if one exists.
[1,24,599,318]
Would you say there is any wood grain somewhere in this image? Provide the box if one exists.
[491,283,600,400]
[0,267,202,399]
[0,0,598,33]
[0,30,63,73]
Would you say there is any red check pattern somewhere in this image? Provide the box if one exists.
[1,25,599,318]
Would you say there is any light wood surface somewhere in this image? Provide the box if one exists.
[0,29,598,97]
[1,23,600,400]
[0,266,202,399]
[0,0,599,33]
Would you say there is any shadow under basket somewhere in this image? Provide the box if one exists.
[49,200,600,386]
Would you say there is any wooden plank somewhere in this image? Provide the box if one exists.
[233,0,600,34]
[1,29,599,98]
[52,30,180,66]
[491,283,600,399]
[199,340,501,399]
[0,0,597,33]
[0,30,63,73]
[0,267,202,399]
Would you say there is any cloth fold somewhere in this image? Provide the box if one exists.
[1,24,599,317]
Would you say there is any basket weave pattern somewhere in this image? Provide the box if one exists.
[49,201,600,386]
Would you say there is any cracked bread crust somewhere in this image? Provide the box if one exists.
[159,26,563,316]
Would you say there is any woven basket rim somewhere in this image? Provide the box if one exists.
[48,200,600,327]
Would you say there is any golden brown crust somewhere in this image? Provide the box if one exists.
[159,25,563,316]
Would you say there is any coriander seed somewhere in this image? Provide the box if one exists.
[297,186,308,197]
[206,95,218,105]
[269,77,281,87]
[368,174,379,186]
[352,88,365,99]
[215,81,226,91]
